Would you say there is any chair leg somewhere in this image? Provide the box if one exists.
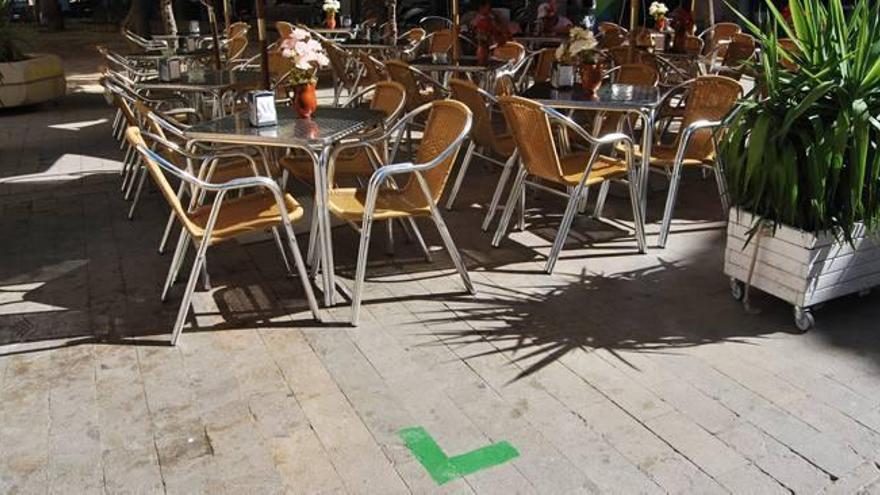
[491,165,527,247]
[627,169,648,254]
[658,160,685,249]
[482,153,517,232]
[123,163,140,200]
[517,184,526,231]
[577,186,591,214]
[162,230,190,302]
[158,211,176,254]
[307,204,320,276]
[127,166,149,220]
[406,217,432,262]
[428,206,475,295]
[444,140,476,210]
[385,219,395,256]
[544,186,584,274]
[593,181,610,218]
[170,240,209,346]
[712,164,730,214]
[350,216,376,326]
[280,219,321,322]
[271,226,293,274]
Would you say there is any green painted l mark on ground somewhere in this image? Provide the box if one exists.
[398,426,519,485]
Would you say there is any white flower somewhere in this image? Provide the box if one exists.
[292,28,310,41]
[649,2,668,17]
[323,0,340,12]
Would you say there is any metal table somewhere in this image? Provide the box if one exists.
[185,106,385,306]
[135,70,263,117]
[121,48,217,63]
[312,27,356,39]
[521,82,665,221]
[410,56,510,89]
[512,35,565,48]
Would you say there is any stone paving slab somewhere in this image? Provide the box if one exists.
[1,71,880,494]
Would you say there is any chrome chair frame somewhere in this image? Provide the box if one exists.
[492,105,647,274]
[123,29,170,52]
[134,142,320,345]
[647,81,742,247]
[445,84,514,210]
[326,102,474,325]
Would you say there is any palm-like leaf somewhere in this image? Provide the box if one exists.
[720,0,880,241]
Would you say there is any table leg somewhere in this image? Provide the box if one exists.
[312,146,337,306]
[639,109,656,224]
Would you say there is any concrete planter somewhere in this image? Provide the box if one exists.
[0,54,66,108]
[724,208,880,331]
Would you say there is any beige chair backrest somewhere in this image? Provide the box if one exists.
[533,48,555,83]
[359,52,387,85]
[401,27,426,44]
[492,42,525,63]
[226,21,249,40]
[704,22,741,56]
[600,29,627,49]
[400,100,472,205]
[722,33,755,68]
[325,42,357,86]
[684,35,704,56]
[428,29,455,54]
[226,35,248,62]
[494,73,516,96]
[777,38,799,71]
[499,95,564,184]
[386,60,426,111]
[449,78,495,149]
[678,76,742,159]
[616,63,659,86]
[276,21,294,40]
[126,127,194,234]
[369,80,406,123]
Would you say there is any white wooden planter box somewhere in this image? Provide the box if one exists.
[0,54,66,108]
[723,208,880,330]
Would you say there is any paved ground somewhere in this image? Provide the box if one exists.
[1,38,880,494]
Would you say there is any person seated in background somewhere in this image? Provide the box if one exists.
[536,0,573,35]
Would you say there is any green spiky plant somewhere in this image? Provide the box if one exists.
[719,0,880,243]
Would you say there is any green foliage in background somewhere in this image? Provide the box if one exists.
[720,0,880,242]
[0,0,26,63]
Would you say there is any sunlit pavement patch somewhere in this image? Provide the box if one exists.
[398,426,519,485]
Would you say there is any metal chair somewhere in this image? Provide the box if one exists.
[419,16,453,34]
[494,96,647,273]
[324,41,360,105]
[122,28,169,52]
[446,78,516,210]
[698,22,741,58]
[386,60,448,112]
[127,127,320,345]
[324,100,474,324]
[631,76,742,247]
[491,41,526,64]
[711,33,756,80]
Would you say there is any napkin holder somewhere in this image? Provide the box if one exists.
[158,58,181,81]
[247,91,277,127]
[188,20,201,34]
[551,64,574,88]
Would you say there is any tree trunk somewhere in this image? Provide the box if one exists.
[39,0,64,31]
[161,0,178,35]
[385,0,397,42]
[122,0,150,35]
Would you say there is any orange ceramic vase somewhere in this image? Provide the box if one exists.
[579,63,603,94]
[293,83,318,119]
[325,12,336,29]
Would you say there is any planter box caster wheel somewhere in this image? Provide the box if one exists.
[793,307,814,333]
[730,278,745,301]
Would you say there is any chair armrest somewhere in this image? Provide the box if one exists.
[542,106,634,149]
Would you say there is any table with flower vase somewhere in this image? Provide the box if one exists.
[521,82,665,221]
[135,69,263,118]
[185,106,385,306]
